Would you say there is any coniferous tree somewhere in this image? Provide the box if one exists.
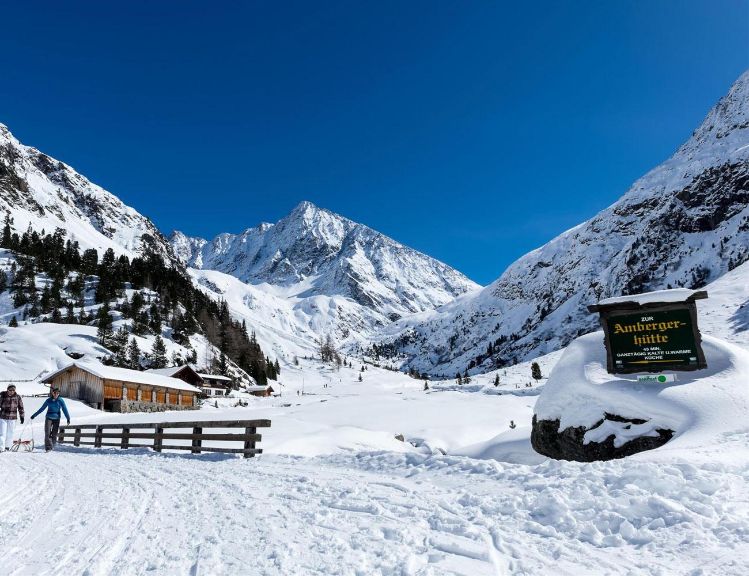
[150,335,168,369]
[128,337,141,370]
[65,301,76,324]
[113,329,130,367]
[8,315,18,327]
[494,373,500,387]
[456,372,462,385]
[1,214,13,248]
[96,301,113,344]
[531,362,542,383]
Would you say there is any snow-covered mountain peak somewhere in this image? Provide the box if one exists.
[379,69,749,376]
[172,202,480,345]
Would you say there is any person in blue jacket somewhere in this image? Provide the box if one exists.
[31,387,70,452]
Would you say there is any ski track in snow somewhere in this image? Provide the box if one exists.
[1,449,748,575]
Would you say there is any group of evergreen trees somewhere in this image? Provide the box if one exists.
[0,217,279,386]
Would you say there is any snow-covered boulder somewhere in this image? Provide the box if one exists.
[531,331,749,461]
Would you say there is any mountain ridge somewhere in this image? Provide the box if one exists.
[378,69,749,376]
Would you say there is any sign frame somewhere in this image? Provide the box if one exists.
[588,291,708,375]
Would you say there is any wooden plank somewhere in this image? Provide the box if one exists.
[65,432,262,441]
[59,423,160,431]
[154,425,164,453]
[58,419,271,431]
[65,443,262,454]
[244,426,256,459]
[158,445,263,455]
[158,419,272,429]
[192,426,202,454]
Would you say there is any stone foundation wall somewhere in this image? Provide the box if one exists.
[106,400,197,413]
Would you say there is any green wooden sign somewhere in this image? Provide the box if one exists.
[589,292,708,374]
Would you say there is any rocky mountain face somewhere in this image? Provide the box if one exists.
[172,201,480,322]
[380,69,749,377]
[0,124,176,262]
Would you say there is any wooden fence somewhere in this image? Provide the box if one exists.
[57,419,271,458]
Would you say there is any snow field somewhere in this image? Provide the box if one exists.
[1,448,748,575]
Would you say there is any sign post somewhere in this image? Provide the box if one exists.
[588,290,708,375]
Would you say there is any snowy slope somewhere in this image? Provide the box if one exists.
[0,123,176,260]
[381,69,749,376]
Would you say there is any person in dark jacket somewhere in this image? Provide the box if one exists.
[0,384,25,451]
[31,387,70,452]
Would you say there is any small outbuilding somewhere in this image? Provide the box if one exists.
[247,385,274,397]
[42,362,201,413]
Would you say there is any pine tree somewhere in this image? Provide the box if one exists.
[150,335,168,369]
[462,370,471,385]
[96,302,113,345]
[113,329,129,367]
[8,316,18,327]
[128,337,141,370]
[218,352,228,376]
[531,362,542,383]
[494,373,500,387]
[456,372,462,385]
[1,214,12,248]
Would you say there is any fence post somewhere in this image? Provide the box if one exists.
[94,425,103,448]
[74,427,81,447]
[57,426,65,445]
[154,425,163,452]
[192,426,202,454]
[244,426,256,459]
[121,427,130,449]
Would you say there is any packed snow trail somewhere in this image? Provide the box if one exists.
[1,447,748,575]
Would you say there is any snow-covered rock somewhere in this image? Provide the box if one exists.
[531,331,749,461]
[380,69,749,376]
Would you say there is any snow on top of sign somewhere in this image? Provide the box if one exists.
[596,288,700,307]
[534,331,749,455]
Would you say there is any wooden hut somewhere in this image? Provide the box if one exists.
[42,362,201,412]
[247,385,274,397]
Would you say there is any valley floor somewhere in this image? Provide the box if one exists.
[1,445,748,576]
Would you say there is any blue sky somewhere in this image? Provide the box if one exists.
[1,1,747,284]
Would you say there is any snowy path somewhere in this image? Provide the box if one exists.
[2,447,748,575]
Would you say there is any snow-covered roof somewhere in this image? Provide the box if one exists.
[145,365,202,380]
[145,366,185,377]
[590,289,708,311]
[198,373,233,382]
[43,362,201,393]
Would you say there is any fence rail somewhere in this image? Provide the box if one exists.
[57,419,271,458]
